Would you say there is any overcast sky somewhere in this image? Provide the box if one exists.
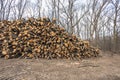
[27,0,86,17]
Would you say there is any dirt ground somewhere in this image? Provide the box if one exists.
[0,52,120,80]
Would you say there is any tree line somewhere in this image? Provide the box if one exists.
[0,0,120,52]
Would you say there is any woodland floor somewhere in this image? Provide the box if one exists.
[0,52,120,80]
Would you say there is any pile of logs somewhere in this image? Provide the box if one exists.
[0,18,99,59]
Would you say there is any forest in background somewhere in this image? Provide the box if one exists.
[0,0,120,52]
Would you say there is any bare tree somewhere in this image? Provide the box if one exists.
[111,0,120,51]
[81,0,110,47]
[56,0,88,35]
[16,0,27,19]
[0,0,14,20]
[36,0,42,18]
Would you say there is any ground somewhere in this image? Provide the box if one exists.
[0,52,120,80]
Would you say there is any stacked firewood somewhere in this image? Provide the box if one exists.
[0,18,99,59]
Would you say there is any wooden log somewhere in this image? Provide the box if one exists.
[0,18,99,59]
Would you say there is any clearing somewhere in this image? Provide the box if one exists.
[0,52,120,80]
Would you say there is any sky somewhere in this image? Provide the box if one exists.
[28,0,86,17]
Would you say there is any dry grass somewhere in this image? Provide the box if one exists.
[0,52,120,80]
